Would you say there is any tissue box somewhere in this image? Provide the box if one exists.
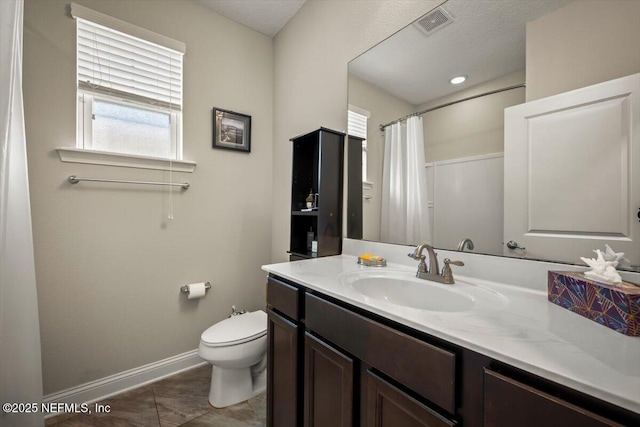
[548,271,640,336]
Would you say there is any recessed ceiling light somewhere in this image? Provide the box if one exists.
[450,75,467,85]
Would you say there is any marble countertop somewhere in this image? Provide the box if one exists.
[263,252,640,414]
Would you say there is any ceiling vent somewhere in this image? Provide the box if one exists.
[414,7,454,36]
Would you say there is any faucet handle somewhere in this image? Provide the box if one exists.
[409,251,428,275]
[442,259,464,285]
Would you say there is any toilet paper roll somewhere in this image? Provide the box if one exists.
[187,282,207,300]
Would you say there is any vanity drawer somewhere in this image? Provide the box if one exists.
[267,276,301,321]
[305,293,456,413]
[484,369,622,427]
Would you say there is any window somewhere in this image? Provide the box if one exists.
[72,4,185,160]
[347,107,370,182]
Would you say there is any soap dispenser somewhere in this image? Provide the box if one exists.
[306,190,314,208]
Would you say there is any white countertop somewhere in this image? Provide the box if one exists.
[263,241,640,414]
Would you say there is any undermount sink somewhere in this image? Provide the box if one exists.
[339,269,507,313]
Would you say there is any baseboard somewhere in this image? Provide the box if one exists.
[43,349,206,418]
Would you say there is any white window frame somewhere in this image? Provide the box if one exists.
[77,90,182,160]
[62,3,193,171]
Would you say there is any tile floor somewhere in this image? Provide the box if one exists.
[45,365,266,426]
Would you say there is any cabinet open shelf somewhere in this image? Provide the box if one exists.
[291,210,319,216]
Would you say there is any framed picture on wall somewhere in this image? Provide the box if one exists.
[212,108,251,153]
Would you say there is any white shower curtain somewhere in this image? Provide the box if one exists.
[380,116,431,245]
[1,1,44,426]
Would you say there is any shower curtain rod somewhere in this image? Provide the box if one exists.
[379,83,526,131]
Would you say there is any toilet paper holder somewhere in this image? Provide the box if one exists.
[180,282,211,294]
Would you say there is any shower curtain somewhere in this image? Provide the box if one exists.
[1,0,44,426]
[380,116,431,245]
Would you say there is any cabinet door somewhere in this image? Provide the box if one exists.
[317,130,344,256]
[364,370,455,427]
[267,309,300,427]
[306,293,456,413]
[304,333,354,427]
[484,369,621,427]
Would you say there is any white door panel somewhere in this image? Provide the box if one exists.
[504,73,639,266]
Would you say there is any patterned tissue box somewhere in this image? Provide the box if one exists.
[548,271,640,336]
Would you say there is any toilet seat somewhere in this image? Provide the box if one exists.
[201,310,267,347]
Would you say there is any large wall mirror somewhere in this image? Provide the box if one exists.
[347,0,640,271]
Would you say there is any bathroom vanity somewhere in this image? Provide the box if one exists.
[263,241,640,426]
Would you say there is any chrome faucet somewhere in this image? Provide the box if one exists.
[456,238,474,252]
[408,244,464,285]
[409,243,439,277]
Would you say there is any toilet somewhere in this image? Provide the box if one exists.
[198,310,268,408]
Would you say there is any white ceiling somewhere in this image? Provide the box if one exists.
[195,0,307,37]
[349,0,571,106]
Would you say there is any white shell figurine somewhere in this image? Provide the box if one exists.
[600,244,631,267]
[580,245,624,286]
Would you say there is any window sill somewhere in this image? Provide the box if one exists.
[56,148,197,173]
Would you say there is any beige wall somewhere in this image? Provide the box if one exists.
[349,71,524,241]
[272,0,442,261]
[24,0,273,394]
[526,0,640,101]
[348,74,416,241]
[418,70,525,162]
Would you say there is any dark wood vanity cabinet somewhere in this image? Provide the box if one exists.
[266,274,639,427]
[304,293,456,415]
[267,310,300,427]
[266,277,303,427]
[304,333,354,427]
[484,370,623,427]
[363,370,455,427]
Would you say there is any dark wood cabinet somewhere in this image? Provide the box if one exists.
[266,274,639,427]
[305,292,456,414]
[346,135,363,239]
[484,369,621,427]
[267,276,300,321]
[364,370,455,427]
[304,333,354,427]
[266,276,303,427]
[289,128,345,260]
[267,309,300,427]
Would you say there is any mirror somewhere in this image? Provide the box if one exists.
[348,0,640,270]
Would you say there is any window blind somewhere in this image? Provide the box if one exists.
[348,110,368,139]
[76,18,183,110]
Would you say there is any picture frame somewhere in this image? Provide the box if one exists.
[212,108,251,153]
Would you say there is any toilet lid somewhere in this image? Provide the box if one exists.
[201,310,267,346]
